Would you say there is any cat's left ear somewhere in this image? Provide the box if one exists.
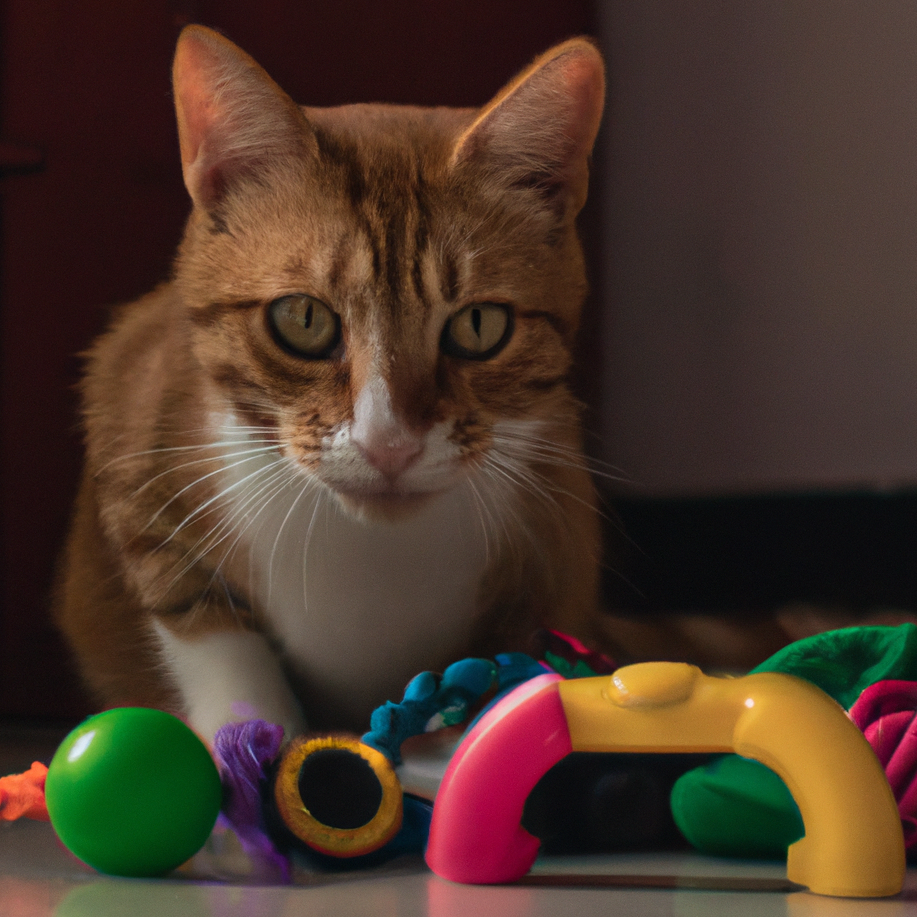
[172,25,315,212]
[452,38,605,219]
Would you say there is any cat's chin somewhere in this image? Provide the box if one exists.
[332,489,437,523]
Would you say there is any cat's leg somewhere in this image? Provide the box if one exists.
[57,474,305,741]
[55,476,180,712]
[152,622,306,743]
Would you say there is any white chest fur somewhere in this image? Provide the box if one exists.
[229,468,492,727]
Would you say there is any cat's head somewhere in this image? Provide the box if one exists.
[171,26,604,521]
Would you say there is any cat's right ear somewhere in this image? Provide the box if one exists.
[172,26,314,212]
[451,38,605,221]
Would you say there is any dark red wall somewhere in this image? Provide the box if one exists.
[0,0,598,719]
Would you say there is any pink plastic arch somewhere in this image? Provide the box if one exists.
[425,672,568,884]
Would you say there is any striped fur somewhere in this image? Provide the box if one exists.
[55,26,607,740]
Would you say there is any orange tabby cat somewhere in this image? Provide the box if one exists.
[55,25,606,741]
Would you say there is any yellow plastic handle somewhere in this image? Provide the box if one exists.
[558,663,905,898]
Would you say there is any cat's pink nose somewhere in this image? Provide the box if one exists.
[355,437,424,481]
[350,375,426,481]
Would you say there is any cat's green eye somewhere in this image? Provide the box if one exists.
[268,294,341,359]
[441,303,513,360]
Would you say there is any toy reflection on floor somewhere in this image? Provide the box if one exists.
[3,627,917,897]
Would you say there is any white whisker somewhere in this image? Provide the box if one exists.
[264,471,320,610]
[154,460,294,601]
[482,452,562,516]
[490,424,631,487]
[463,475,496,566]
[98,437,278,475]
[487,425,626,530]
[141,447,279,531]
[471,459,540,562]
[300,485,328,616]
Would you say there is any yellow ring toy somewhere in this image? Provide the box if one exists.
[273,735,403,857]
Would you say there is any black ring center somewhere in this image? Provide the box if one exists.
[297,748,384,830]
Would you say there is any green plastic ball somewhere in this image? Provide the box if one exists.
[45,707,222,877]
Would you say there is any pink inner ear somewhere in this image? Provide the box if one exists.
[171,27,314,211]
[452,40,604,208]
[172,28,263,207]
[173,32,223,171]
[555,52,605,157]
[175,79,218,171]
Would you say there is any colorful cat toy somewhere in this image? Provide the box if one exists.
[5,628,915,898]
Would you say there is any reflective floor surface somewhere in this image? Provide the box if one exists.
[4,811,917,917]
[2,722,915,917]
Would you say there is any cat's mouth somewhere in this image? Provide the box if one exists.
[330,484,438,522]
